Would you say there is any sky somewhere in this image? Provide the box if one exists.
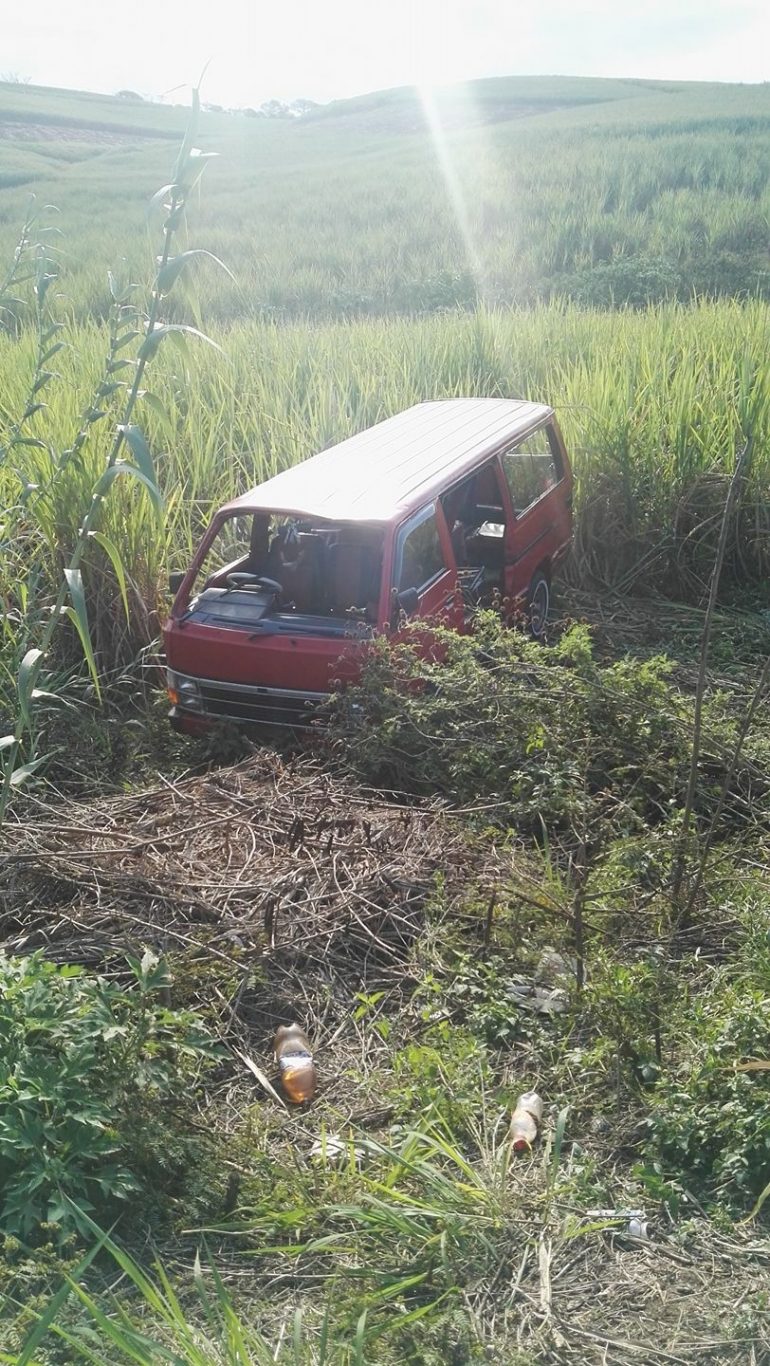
[3,0,769,107]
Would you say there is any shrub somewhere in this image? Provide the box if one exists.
[558,254,680,308]
[646,987,770,1205]
[328,614,743,842]
[0,949,218,1237]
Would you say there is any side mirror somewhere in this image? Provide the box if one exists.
[397,587,419,617]
[168,571,186,595]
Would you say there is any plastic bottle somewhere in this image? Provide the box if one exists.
[274,1023,317,1104]
[509,1091,543,1151]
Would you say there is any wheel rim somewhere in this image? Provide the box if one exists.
[530,579,549,636]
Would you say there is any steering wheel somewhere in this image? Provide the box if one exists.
[225,572,283,594]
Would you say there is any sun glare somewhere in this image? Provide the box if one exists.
[417,81,491,303]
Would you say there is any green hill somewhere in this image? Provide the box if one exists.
[0,73,768,320]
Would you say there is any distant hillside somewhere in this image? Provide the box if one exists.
[0,80,189,136]
[308,74,683,134]
[0,74,768,320]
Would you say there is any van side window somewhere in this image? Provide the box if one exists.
[500,425,562,517]
[396,508,446,593]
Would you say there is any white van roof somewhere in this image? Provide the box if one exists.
[225,398,553,523]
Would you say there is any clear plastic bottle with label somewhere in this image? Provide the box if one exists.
[509,1091,544,1151]
[274,1023,317,1104]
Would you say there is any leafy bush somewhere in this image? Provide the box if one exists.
[646,987,770,1205]
[580,952,669,1089]
[328,615,744,841]
[0,949,218,1237]
[557,253,680,308]
[447,951,560,1050]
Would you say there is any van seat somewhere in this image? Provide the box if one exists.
[327,538,380,618]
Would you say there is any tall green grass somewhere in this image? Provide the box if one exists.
[1,297,767,685]
[12,1118,529,1363]
[0,93,221,806]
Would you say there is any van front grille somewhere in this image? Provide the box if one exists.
[197,679,327,729]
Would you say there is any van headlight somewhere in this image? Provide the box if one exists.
[167,670,203,711]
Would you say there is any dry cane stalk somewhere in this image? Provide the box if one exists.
[670,438,749,914]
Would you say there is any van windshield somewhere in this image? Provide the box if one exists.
[183,513,384,635]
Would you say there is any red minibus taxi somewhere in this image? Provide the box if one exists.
[164,398,573,732]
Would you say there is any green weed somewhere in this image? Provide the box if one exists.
[0,950,219,1240]
[647,985,770,1204]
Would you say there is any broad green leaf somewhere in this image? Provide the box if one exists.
[353,1309,368,1365]
[742,1176,770,1224]
[318,1306,330,1363]
[179,148,219,197]
[117,424,155,480]
[112,329,142,354]
[292,1306,303,1362]
[10,756,49,788]
[14,475,38,501]
[548,1104,569,1195]
[140,391,174,436]
[140,946,159,979]
[155,248,235,295]
[116,427,163,511]
[17,648,43,730]
[34,272,57,303]
[64,568,100,697]
[93,459,163,515]
[138,323,225,363]
[96,381,125,400]
[146,182,182,223]
[165,201,187,233]
[30,688,71,704]
[32,371,57,395]
[0,736,15,750]
[171,86,200,184]
[165,329,190,359]
[108,269,135,303]
[91,531,130,623]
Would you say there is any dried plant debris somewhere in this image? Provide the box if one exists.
[0,752,498,972]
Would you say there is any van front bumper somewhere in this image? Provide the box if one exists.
[167,671,329,730]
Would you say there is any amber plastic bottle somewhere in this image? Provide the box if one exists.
[274,1023,317,1104]
[509,1091,543,1151]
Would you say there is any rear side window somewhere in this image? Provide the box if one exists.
[500,425,562,517]
[396,507,446,593]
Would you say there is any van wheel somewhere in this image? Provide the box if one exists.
[528,571,550,639]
